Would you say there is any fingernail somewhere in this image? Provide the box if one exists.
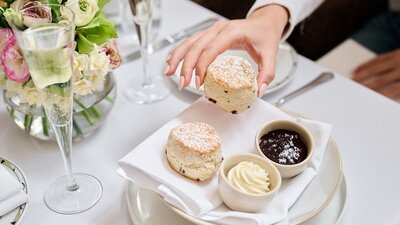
[258,83,267,97]
[166,54,171,61]
[195,75,200,90]
[164,64,170,75]
[178,76,185,91]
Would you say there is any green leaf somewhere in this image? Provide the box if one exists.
[97,0,110,9]
[76,32,95,54]
[47,0,61,4]
[75,13,118,53]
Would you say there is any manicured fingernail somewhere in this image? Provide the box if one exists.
[178,76,185,91]
[164,64,170,75]
[195,75,200,90]
[258,83,267,97]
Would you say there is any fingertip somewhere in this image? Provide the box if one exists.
[258,83,267,97]
[166,57,181,76]
[163,63,170,76]
[257,71,274,86]
[195,66,207,85]
[178,76,185,91]
[195,75,200,90]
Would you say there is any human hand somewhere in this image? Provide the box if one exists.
[164,4,289,96]
[352,49,400,99]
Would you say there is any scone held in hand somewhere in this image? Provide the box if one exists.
[166,122,222,181]
[204,55,258,114]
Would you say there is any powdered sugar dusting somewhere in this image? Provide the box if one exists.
[278,133,301,164]
[207,55,255,89]
[172,122,221,153]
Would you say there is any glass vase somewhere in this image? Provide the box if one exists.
[2,74,116,141]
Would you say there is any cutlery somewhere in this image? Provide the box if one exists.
[274,72,334,107]
[124,18,220,62]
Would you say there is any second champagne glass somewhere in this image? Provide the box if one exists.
[124,0,170,104]
[10,4,102,214]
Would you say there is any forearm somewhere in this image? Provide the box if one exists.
[248,0,325,40]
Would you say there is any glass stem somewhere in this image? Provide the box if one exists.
[139,22,151,88]
[52,121,79,191]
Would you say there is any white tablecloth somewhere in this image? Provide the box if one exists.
[0,0,399,224]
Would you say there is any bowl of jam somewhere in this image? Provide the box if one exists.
[255,119,314,178]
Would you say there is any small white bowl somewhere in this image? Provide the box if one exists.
[255,119,314,178]
[218,153,281,212]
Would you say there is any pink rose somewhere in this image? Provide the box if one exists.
[100,40,121,69]
[0,28,13,53]
[21,1,52,28]
[0,28,30,83]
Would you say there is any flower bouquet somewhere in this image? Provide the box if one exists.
[0,0,121,140]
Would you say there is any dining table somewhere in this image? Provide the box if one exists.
[1,0,400,224]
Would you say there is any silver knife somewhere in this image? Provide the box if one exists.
[274,72,334,107]
[123,18,220,63]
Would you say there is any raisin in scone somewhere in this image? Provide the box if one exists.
[204,55,257,114]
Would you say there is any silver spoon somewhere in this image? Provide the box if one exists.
[274,72,334,107]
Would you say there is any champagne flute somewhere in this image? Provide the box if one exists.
[124,0,170,104]
[10,4,102,214]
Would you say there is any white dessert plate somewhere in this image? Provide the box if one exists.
[125,174,346,225]
[0,156,28,225]
[172,42,298,96]
[125,110,344,225]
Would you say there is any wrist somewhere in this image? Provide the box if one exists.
[249,4,289,37]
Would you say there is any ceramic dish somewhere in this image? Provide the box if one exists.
[218,153,281,212]
[125,174,347,225]
[172,42,298,96]
[255,119,314,178]
[0,156,28,225]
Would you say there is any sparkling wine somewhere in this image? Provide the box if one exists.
[21,24,73,90]
[20,24,74,126]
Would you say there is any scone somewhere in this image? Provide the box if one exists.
[204,55,257,114]
[166,122,222,181]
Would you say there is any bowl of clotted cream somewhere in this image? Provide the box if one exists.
[218,153,281,212]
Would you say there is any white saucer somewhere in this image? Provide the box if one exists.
[172,42,298,96]
[125,124,344,225]
[123,108,344,225]
[0,156,28,225]
[125,176,347,225]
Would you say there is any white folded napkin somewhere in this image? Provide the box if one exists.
[0,163,28,216]
[118,98,332,225]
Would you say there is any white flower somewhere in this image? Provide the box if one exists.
[72,51,89,82]
[4,79,23,100]
[19,81,42,105]
[88,49,109,75]
[74,52,90,72]
[72,50,109,95]
[5,79,22,93]
[74,79,93,96]
[84,50,109,90]
[63,0,99,27]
